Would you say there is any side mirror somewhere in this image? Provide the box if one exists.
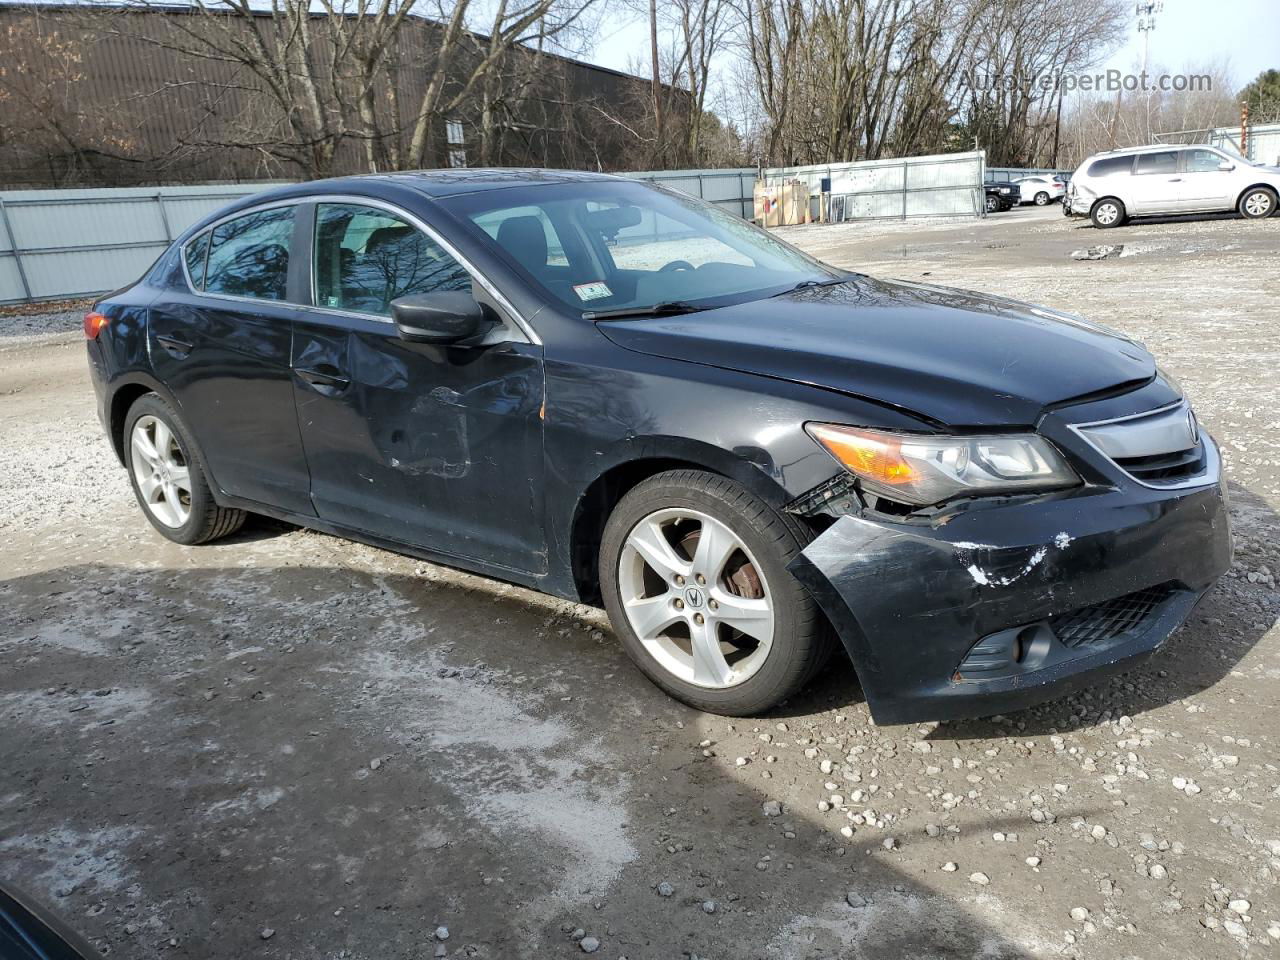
[1218,161,1235,172]
[391,291,490,344]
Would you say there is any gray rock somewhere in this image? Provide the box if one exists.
[580,936,600,953]
[657,881,675,897]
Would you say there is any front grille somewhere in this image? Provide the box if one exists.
[1071,401,1212,488]
[1050,585,1174,649]
[1114,446,1205,483]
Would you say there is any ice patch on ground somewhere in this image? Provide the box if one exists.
[356,647,636,915]
[204,787,286,818]
[0,825,141,900]
[0,686,155,729]
[769,890,1056,959]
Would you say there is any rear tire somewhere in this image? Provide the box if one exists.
[1090,198,1125,228]
[123,394,246,545]
[1034,191,1050,205]
[599,469,833,715]
[1239,186,1276,219]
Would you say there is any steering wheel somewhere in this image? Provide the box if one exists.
[658,260,695,273]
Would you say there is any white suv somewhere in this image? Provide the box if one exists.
[1065,144,1280,228]
[1014,175,1066,206]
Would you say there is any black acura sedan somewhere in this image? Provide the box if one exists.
[85,169,1231,722]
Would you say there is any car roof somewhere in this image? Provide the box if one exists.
[1089,144,1215,159]
[309,167,628,199]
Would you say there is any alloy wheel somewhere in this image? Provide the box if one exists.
[130,415,192,528]
[1095,202,1119,225]
[1244,191,1273,217]
[618,508,774,689]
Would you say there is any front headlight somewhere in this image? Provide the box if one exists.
[806,423,1081,506]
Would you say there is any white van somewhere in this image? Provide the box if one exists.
[1064,144,1280,228]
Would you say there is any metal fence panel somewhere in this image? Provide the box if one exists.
[0,183,279,304]
[765,152,986,221]
[1209,123,1280,165]
[9,197,166,250]
[622,168,756,218]
[23,245,170,301]
[0,257,23,300]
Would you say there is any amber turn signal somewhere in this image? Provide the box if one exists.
[806,423,917,487]
[83,312,109,339]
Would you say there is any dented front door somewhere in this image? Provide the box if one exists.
[290,309,546,574]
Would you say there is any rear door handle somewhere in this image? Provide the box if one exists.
[295,365,351,394]
[156,333,194,357]
[1168,177,1182,182]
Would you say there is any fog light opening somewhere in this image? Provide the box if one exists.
[1014,625,1052,668]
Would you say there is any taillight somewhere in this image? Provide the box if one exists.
[84,312,109,339]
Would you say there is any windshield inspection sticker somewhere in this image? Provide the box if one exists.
[573,281,613,302]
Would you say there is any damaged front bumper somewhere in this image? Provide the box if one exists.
[788,439,1232,724]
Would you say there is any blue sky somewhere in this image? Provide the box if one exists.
[585,0,1277,96]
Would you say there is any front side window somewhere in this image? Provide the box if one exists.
[443,180,835,315]
[313,203,471,317]
[1185,149,1226,173]
[1134,152,1178,175]
[204,206,295,301]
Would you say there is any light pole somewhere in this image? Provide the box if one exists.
[1136,1,1162,141]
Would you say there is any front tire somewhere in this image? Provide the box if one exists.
[599,470,832,715]
[1091,198,1126,228]
[985,194,999,213]
[1239,186,1276,219]
[123,394,245,545]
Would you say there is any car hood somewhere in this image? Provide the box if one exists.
[596,275,1155,427]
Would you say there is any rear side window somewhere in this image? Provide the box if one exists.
[184,232,209,289]
[313,203,471,317]
[1087,156,1134,177]
[205,206,295,301]
[1134,152,1178,175]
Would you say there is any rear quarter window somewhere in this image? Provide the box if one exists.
[1087,156,1134,177]
[184,232,210,289]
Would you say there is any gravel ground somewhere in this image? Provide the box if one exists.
[1,205,1278,959]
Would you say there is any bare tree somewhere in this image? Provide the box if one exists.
[405,0,600,167]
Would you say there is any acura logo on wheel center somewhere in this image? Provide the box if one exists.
[683,586,705,608]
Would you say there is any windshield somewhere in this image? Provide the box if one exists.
[440,180,837,316]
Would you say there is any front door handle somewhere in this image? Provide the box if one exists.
[1168,177,1182,182]
[156,333,194,357]
[295,365,351,394]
